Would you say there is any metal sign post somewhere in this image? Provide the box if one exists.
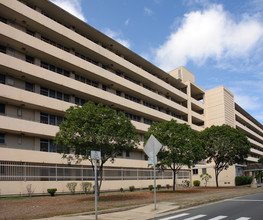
[91,151,101,220]
[143,135,162,210]
[94,159,98,220]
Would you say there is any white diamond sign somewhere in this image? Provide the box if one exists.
[144,134,162,159]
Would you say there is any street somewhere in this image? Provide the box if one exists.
[153,192,263,220]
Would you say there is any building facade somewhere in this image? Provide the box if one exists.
[0,0,262,195]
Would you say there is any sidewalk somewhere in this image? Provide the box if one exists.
[36,187,263,220]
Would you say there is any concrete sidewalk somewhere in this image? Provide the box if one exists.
[37,187,263,220]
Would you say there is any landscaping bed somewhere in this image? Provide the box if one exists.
[0,187,253,220]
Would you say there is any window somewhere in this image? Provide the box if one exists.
[25,55,34,64]
[193,169,198,175]
[40,87,49,96]
[126,151,130,158]
[102,85,107,91]
[40,113,48,124]
[40,61,49,69]
[26,29,35,36]
[116,90,121,96]
[0,74,5,84]
[57,116,64,126]
[0,16,7,23]
[40,139,56,152]
[25,82,34,92]
[202,168,207,174]
[49,90,56,98]
[49,141,56,152]
[125,113,141,122]
[0,133,5,144]
[0,103,5,114]
[125,94,140,103]
[63,94,70,102]
[49,115,56,125]
[40,61,70,77]
[144,118,153,125]
[40,112,64,126]
[75,97,86,106]
[40,139,49,152]
[57,92,62,100]
[0,45,6,54]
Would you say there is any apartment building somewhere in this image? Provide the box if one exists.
[0,0,262,195]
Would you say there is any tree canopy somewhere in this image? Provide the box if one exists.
[258,157,263,164]
[199,124,251,187]
[144,119,205,191]
[55,101,139,194]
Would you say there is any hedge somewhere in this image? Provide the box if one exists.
[235,176,252,186]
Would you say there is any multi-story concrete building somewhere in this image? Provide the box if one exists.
[0,0,262,195]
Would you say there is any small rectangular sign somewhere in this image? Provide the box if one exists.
[91,151,101,160]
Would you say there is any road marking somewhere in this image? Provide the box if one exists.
[159,213,190,220]
[208,216,227,220]
[183,214,206,220]
[228,199,263,202]
[235,218,251,220]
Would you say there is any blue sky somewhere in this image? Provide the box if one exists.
[51,0,263,124]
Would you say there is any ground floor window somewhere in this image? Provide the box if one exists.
[193,169,198,175]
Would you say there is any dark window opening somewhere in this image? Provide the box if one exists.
[0,74,5,84]
[0,103,5,114]
[0,133,5,144]
[25,82,34,92]
[25,55,35,64]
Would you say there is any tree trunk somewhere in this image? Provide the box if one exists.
[215,169,219,187]
[173,170,176,192]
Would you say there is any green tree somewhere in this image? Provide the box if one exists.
[55,101,139,196]
[200,173,212,187]
[199,125,251,187]
[258,157,263,164]
[145,119,205,192]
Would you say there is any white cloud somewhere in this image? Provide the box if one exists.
[51,0,86,22]
[125,19,130,26]
[154,4,263,71]
[234,94,261,111]
[103,28,131,49]
[144,7,153,15]
[229,86,262,111]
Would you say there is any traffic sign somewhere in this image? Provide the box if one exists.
[91,151,101,160]
[144,134,162,159]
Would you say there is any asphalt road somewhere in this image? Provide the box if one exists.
[153,192,263,220]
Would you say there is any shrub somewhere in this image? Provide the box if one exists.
[182,180,190,187]
[166,184,170,189]
[148,185,154,191]
[120,187,124,192]
[157,184,162,190]
[66,182,78,194]
[80,182,92,194]
[47,188,57,196]
[235,176,253,186]
[129,186,135,192]
[193,180,200,187]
